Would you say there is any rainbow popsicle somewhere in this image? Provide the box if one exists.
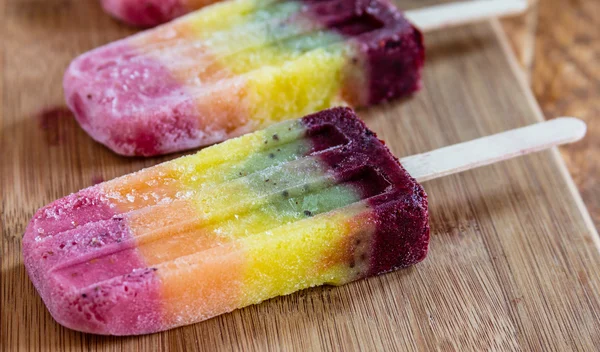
[23,107,429,335]
[65,0,424,156]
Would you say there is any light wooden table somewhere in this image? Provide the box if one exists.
[502,0,599,230]
[1,0,599,350]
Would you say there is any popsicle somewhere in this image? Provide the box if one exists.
[23,107,586,336]
[101,0,527,28]
[67,0,528,157]
[68,0,528,157]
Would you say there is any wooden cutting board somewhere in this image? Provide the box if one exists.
[1,0,599,350]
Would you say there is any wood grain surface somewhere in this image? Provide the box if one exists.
[1,0,599,351]
[502,0,600,230]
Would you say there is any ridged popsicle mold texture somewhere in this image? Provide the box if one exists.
[65,0,424,156]
[23,107,429,335]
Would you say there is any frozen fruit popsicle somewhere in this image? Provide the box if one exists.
[101,0,527,28]
[23,107,430,335]
[65,0,425,156]
[23,107,586,335]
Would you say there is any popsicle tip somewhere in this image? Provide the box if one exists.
[507,0,529,12]
[553,117,587,142]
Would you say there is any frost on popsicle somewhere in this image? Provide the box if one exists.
[23,107,429,335]
[65,0,424,156]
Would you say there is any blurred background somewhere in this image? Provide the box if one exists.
[502,0,598,229]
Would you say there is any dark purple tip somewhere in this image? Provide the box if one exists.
[301,107,430,274]
[303,0,425,105]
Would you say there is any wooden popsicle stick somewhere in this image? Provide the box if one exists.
[401,118,587,183]
[406,0,528,32]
